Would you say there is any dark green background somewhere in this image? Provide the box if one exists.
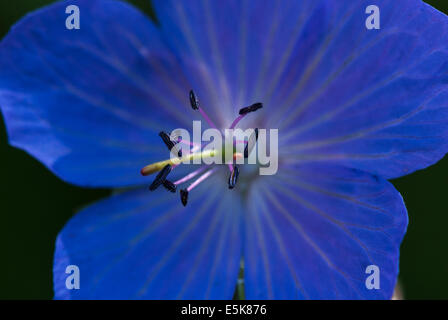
[0,0,447,299]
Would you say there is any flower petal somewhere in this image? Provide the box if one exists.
[152,0,320,125]
[53,173,242,299]
[153,0,448,179]
[244,164,407,299]
[0,0,199,187]
[272,0,448,179]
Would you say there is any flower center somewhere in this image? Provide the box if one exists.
[140,90,262,207]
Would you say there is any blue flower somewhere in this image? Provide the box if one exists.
[1,0,447,299]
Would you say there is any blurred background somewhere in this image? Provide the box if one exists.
[0,0,447,299]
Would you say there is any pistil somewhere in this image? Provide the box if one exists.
[141,89,263,206]
[140,149,217,176]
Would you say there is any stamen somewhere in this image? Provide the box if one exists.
[230,102,263,129]
[189,90,199,110]
[180,168,218,206]
[189,89,218,129]
[227,151,246,172]
[230,114,246,129]
[177,139,203,155]
[228,165,239,189]
[159,131,182,157]
[163,180,177,193]
[149,164,172,191]
[187,168,217,192]
[144,93,265,200]
[173,165,209,185]
[178,139,201,147]
[180,189,189,206]
[159,131,175,150]
[244,128,259,158]
[239,102,263,115]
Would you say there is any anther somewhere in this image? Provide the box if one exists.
[239,102,263,115]
[189,90,219,129]
[149,164,172,191]
[163,180,176,193]
[244,128,259,158]
[189,90,199,110]
[180,189,189,206]
[159,131,182,157]
[228,166,239,189]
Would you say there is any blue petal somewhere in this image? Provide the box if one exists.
[152,0,319,125]
[277,1,448,179]
[244,164,407,299]
[154,0,448,179]
[0,0,201,187]
[53,172,242,299]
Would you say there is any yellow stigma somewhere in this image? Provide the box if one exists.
[140,149,243,176]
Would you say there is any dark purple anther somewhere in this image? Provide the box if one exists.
[239,102,263,115]
[244,128,259,158]
[159,131,182,157]
[149,164,172,191]
[180,189,189,206]
[189,90,199,110]
[163,180,177,193]
[228,166,239,189]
